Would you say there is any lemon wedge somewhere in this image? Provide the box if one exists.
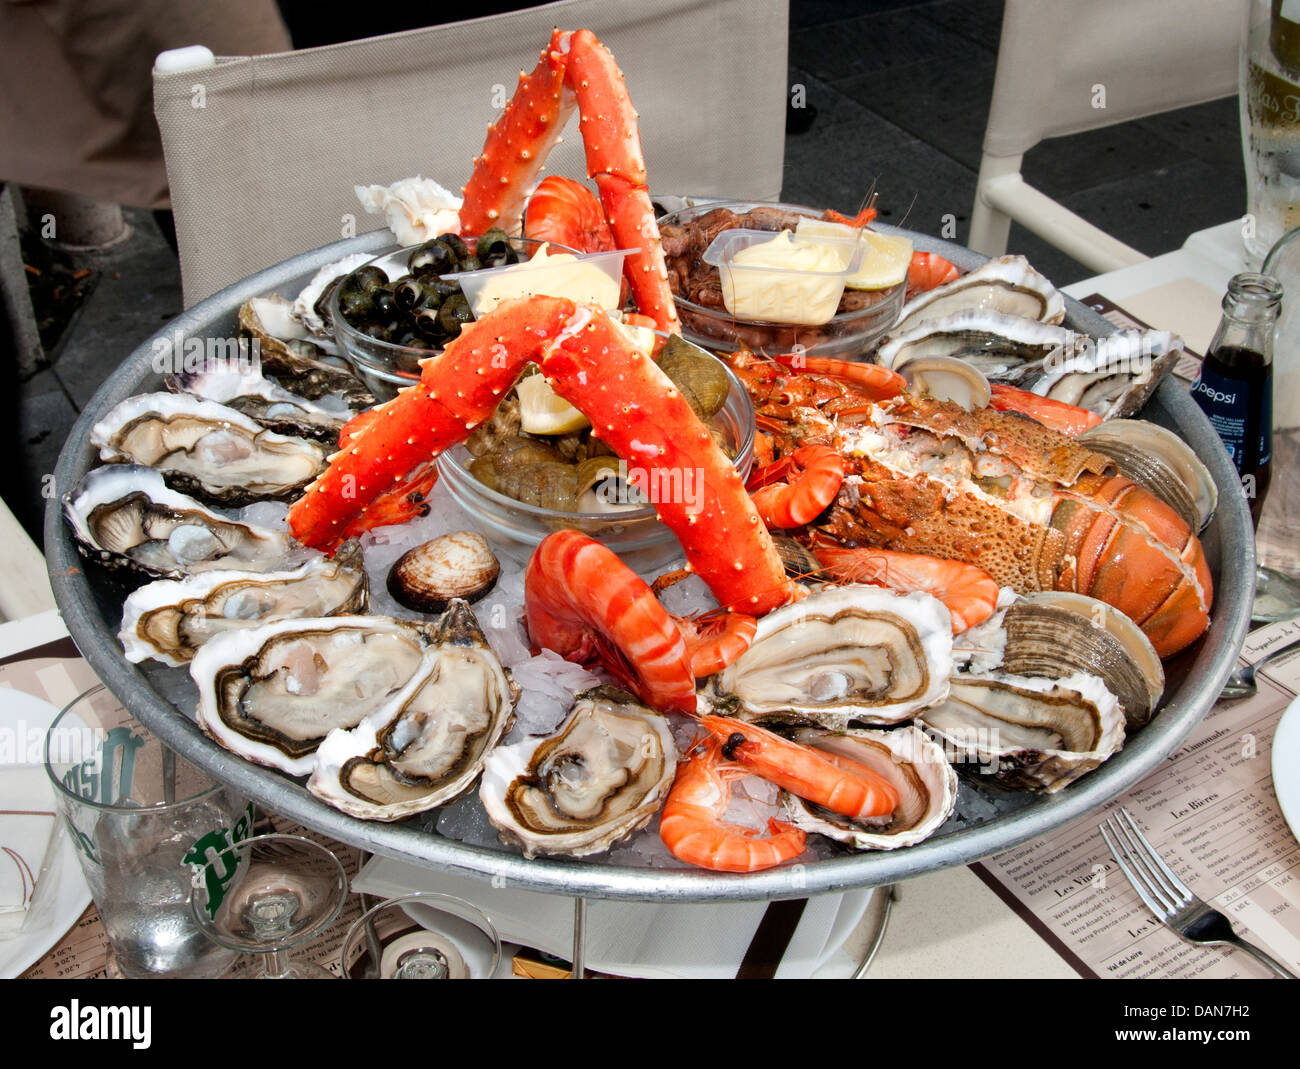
[795,218,913,290]
[516,372,590,435]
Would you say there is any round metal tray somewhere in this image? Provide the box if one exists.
[46,228,1255,902]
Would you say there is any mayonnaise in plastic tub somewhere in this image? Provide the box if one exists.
[701,228,867,325]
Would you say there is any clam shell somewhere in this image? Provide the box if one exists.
[895,355,992,411]
[999,592,1164,728]
[386,531,500,614]
[1078,418,1216,533]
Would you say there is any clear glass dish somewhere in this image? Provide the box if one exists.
[330,236,579,400]
[435,346,755,552]
[658,200,906,359]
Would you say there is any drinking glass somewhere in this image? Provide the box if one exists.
[191,833,348,978]
[339,893,501,979]
[44,685,251,978]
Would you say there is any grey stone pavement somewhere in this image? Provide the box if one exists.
[12,0,1247,547]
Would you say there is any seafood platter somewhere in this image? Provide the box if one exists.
[46,29,1252,902]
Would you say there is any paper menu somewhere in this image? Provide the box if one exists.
[972,618,1300,978]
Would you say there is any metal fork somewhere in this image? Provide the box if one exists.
[1098,807,1297,978]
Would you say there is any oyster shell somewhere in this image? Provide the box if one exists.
[119,541,369,667]
[292,254,375,337]
[238,297,374,407]
[479,687,677,858]
[918,671,1125,792]
[877,309,1073,384]
[703,585,953,728]
[1029,329,1180,420]
[781,726,957,850]
[167,362,351,443]
[64,464,293,578]
[308,601,516,821]
[192,615,432,776]
[91,393,327,505]
[895,255,1066,331]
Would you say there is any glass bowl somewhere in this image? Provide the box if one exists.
[436,344,755,553]
[658,200,907,359]
[330,236,580,400]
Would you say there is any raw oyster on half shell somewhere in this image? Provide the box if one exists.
[918,671,1125,792]
[91,393,327,505]
[308,600,516,821]
[192,615,432,776]
[895,255,1066,331]
[781,725,957,850]
[119,541,369,667]
[167,362,351,444]
[702,585,953,728]
[479,687,677,858]
[64,464,294,578]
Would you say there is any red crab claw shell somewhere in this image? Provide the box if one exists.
[564,29,679,334]
[535,306,794,616]
[288,296,578,550]
[459,29,573,236]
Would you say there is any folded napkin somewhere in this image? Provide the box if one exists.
[0,768,58,938]
[352,855,873,979]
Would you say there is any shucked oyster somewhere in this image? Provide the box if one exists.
[895,255,1066,331]
[479,687,677,858]
[308,601,516,821]
[918,671,1125,792]
[702,585,953,728]
[91,393,326,506]
[167,361,351,444]
[238,296,375,407]
[782,725,957,850]
[64,464,293,578]
[119,541,369,667]
[192,616,432,776]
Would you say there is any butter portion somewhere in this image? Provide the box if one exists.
[462,245,621,317]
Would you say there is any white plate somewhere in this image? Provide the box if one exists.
[0,689,92,979]
[1272,695,1300,848]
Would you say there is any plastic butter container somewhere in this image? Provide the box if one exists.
[452,247,629,317]
[701,228,866,325]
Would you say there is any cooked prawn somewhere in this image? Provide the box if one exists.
[907,251,960,293]
[988,382,1102,436]
[811,541,999,633]
[699,716,899,819]
[524,530,696,713]
[672,610,758,678]
[659,739,807,873]
[748,444,845,529]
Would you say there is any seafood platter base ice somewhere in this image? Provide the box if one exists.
[46,30,1252,902]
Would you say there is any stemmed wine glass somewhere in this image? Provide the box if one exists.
[191,833,348,979]
[339,893,501,979]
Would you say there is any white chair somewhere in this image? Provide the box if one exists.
[151,0,790,307]
[969,0,1244,273]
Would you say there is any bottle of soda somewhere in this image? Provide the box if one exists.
[1190,272,1283,526]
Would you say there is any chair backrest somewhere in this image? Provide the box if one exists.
[984,0,1244,158]
[154,0,790,307]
